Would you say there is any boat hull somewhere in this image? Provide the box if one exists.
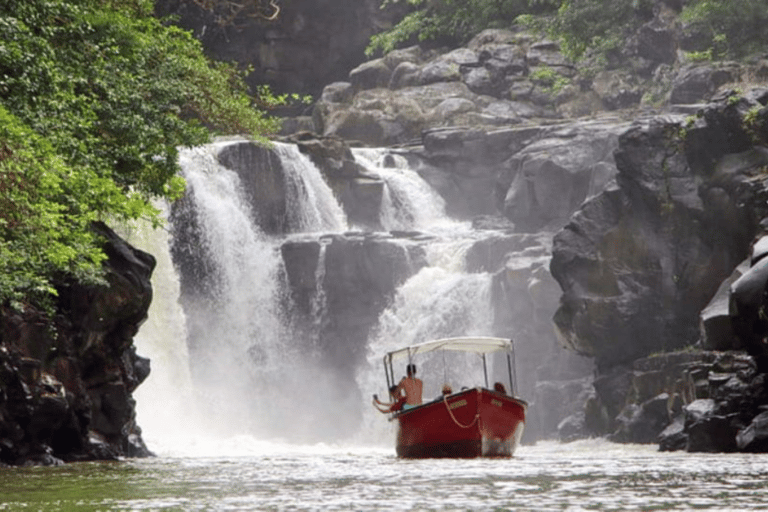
[395,388,526,458]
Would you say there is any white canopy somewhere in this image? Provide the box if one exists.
[385,337,512,361]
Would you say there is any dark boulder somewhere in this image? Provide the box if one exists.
[699,260,748,350]
[670,64,741,105]
[0,223,154,466]
[736,410,768,452]
[730,256,768,371]
[658,414,687,451]
[551,93,768,370]
[610,393,671,444]
[684,399,739,452]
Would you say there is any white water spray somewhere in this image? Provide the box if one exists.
[277,142,348,233]
[351,148,460,232]
[130,138,511,451]
[115,205,202,452]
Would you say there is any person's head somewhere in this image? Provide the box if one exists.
[406,363,416,377]
[442,384,452,395]
[494,382,507,394]
[389,385,400,398]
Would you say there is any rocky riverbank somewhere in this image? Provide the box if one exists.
[0,223,154,466]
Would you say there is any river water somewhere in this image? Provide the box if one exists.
[2,438,768,511]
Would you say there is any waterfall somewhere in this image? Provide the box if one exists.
[365,241,494,383]
[115,205,201,451]
[168,141,359,442]
[348,149,498,444]
[310,240,329,340]
[351,148,459,232]
[131,138,516,448]
[277,142,348,233]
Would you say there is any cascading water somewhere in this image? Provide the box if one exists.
[117,205,200,452]
[132,139,352,445]
[175,143,287,437]
[133,138,510,448]
[277,142,348,233]
[345,151,505,444]
[358,235,498,444]
[351,148,455,232]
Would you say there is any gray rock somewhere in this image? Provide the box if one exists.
[321,82,354,103]
[592,70,643,110]
[349,58,392,90]
[551,95,768,370]
[419,59,462,85]
[736,411,768,452]
[658,414,687,451]
[383,45,425,69]
[670,63,742,104]
[635,19,677,65]
[700,260,748,350]
[610,393,671,444]
[684,399,739,452]
[502,119,625,232]
[389,61,422,89]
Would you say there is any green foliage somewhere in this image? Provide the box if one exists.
[366,0,559,57]
[0,106,107,309]
[548,0,654,60]
[0,0,281,308]
[529,66,570,94]
[743,105,767,145]
[680,0,768,59]
[367,0,654,62]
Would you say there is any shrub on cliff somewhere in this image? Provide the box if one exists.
[369,0,768,63]
[0,0,280,309]
[543,0,654,60]
[679,0,768,59]
[366,0,559,56]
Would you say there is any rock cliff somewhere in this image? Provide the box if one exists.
[0,223,154,466]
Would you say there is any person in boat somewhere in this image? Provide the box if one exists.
[441,384,453,396]
[373,386,406,413]
[494,382,507,394]
[395,363,423,410]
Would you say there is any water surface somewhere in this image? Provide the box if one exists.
[2,440,767,511]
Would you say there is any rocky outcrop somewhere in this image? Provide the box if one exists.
[311,30,569,148]
[282,232,427,375]
[155,0,405,98]
[306,21,761,149]
[0,222,153,466]
[551,90,768,371]
[551,89,768,449]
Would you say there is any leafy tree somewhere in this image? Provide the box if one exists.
[538,0,654,61]
[0,0,281,309]
[0,106,108,308]
[366,0,559,57]
[680,0,768,59]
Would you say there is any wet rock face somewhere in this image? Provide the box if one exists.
[281,232,427,375]
[0,223,154,466]
[551,91,768,371]
[591,350,768,452]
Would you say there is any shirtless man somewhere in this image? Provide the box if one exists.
[396,363,423,410]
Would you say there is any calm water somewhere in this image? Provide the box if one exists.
[2,439,767,511]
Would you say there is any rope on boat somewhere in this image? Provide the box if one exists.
[442,390,480,429]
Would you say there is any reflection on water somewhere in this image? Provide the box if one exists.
[2,440,768,511]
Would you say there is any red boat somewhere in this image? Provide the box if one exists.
[377,337,527,458]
